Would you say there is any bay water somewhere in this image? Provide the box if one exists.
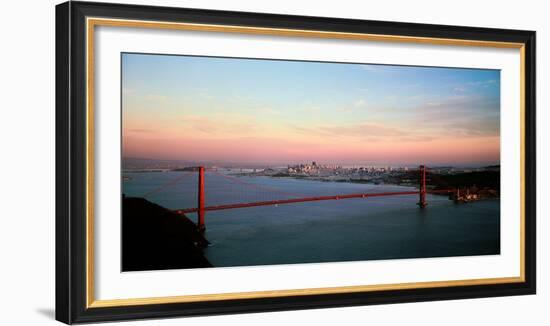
[123,170,500,268]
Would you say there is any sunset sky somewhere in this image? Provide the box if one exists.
[122,53,500,167]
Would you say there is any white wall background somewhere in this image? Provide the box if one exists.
[0,0,546,325]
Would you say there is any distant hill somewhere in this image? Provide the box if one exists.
[394,170,500,190]
[429,171,500,190]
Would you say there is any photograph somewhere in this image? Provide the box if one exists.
[121,53,501,272]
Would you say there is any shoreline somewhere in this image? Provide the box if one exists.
[231,172,500,201]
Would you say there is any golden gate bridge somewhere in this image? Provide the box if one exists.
[140,165,454,233]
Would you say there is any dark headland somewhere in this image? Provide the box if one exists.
[122,196,212,271]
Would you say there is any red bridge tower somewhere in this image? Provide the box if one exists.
[197,166,206,233]
[417,165,427,208]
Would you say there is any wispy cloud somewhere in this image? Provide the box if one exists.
[179,114,258,135]
[127,128,154,133]
[467,79,497,86]
[261,107,282,115]
[291,122,432,142]
[353,99,367,108]
[198,93,214,100]
[144,94,168,102]
[406,94,500,138]
[337,99,369,112]
[425,101,441,107]
[451,79,498,93]
[122,88,134,95]
[302,105,321,113]
[230,94,255,102]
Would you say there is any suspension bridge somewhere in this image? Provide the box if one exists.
[138,165,454,233]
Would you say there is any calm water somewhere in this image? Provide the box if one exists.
[123,170,500,268]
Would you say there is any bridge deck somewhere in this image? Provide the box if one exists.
[175,189,453,214]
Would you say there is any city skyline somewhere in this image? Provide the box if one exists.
[122,53,500,166]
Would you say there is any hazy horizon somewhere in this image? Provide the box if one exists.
[122,53,500,166]
[122,156,499,169]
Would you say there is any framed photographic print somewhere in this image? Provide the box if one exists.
[56,1,536,324]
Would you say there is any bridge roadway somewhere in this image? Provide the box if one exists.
[174,189,453,214]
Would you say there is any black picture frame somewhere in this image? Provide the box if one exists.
[56,1,536,324]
